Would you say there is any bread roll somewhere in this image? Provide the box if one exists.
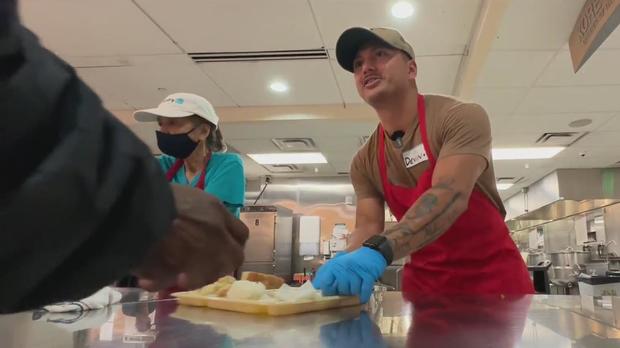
[240,272,285,290]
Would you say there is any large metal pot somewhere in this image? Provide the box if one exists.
[549,249,591,267]
[550,266,580,283]
[608,258,620,271]
[527,252,547,266]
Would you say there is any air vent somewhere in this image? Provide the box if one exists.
[263,164,303,173]
[497,176,525,184]
[272,138,317,152]
[188,49,328,63]
[535,132,588,146]
[337,171,350,175]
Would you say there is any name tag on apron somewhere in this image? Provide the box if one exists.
[402,144,428,168]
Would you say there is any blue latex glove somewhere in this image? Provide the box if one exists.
[312,247,387,304]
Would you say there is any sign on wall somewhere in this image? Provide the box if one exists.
[569,0,620,72]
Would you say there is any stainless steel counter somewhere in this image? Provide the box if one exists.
[1,289,620,347]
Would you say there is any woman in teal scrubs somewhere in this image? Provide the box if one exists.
[133,93,245,217]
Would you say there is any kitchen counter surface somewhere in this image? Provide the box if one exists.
[1,289,620,347]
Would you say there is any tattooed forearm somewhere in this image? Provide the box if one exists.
[381,179,467,260]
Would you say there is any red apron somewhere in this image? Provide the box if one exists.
[378,94,533,296]
[165,152,211,190]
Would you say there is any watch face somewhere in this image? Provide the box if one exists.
[364,235,393,265]
[365,235,386,246]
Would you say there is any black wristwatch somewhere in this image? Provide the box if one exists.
[363,235,394,265]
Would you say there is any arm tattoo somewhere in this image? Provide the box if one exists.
[381,179,466,260]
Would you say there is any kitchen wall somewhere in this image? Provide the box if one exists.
[542,219,578,252]
[510,203,620,255]
[246,176,357,251]
[604,203,620,256]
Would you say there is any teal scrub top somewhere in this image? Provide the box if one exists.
[158,153,245,218]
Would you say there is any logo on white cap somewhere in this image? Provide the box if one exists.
[133,93,219,127]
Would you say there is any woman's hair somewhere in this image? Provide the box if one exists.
[191,115,227,152]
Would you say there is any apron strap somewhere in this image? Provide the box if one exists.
[166,159,184,182]
[417,94,435,165]
[195,152,211,190]
[377,94,431,189]
[165,152,212,190]
[377,124,391,193]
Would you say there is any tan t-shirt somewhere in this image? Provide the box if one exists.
[350,94,506,216]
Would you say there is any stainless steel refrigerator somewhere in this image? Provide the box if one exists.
[239,205,293,282]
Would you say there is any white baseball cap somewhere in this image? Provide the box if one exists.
[133,93,219,127]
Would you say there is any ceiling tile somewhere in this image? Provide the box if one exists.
[494,112,614,134]
[493,160,551,179]
[220,120,377,140]
[416,55,462,95]
[472,87,529,117]
[517,86,620,114]
[601,24,620,49]
[226,139,281,154]
[314,137,364,157]
[491,0,586,51]
[77,55,236,110]
[311,0,480,55]
[572,131,620,148]
[199,60,342,106]
[136,0,322,52]
[20,0,180,56]
[491,131,541,147]
[477,51,556,87]
[599,114,620,131]
[537,49,620,86]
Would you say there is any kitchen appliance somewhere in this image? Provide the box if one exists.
[549,249,591,267]
[526,249,547,266]
[527,260,552,294]
[548,248,591,293]
[239,206,293,282]
[578,274,620,296]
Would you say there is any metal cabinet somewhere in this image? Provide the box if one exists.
[239,206,293,281]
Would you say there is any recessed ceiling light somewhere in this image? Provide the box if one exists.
[492,147,565,160]
[248,152,327,165]
[391,1,415,19]
[269,81,289,93]
[497,183,514,191]
[569,118,593,128]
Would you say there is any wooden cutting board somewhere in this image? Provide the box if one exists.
[171,291,360,316]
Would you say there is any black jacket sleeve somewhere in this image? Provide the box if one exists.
[0,1,176,312]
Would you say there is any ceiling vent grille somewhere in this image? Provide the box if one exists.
[497,176,526,184]
[189,49,328,63]
[272,138,317,152]
[263,164,303,173]
[535,132,588,146]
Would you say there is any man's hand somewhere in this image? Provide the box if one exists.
[312,247,386,303]
[134,184,249,291]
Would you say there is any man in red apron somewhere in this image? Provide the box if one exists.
[313,27,533,303]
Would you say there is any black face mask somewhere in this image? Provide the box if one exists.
[156,128,199,159]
